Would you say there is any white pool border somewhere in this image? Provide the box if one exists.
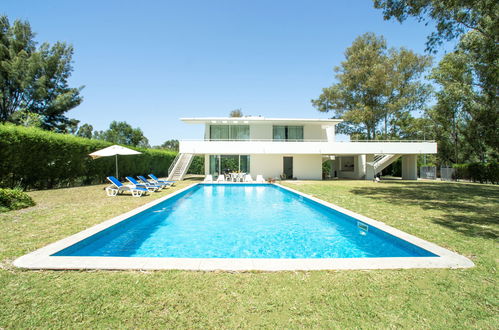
[14,182,474,271]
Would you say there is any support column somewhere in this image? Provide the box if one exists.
[322,125,336,142]
[356,155,366,179]
[402,155,418,180]
[365,154,375,180]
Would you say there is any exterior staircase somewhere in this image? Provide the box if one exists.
[370,154,401,175]
[167,153,194,181]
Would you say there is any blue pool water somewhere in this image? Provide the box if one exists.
[54,184,436,258]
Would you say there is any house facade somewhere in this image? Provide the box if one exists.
[172,116,437,181]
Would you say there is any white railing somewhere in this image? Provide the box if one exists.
[168,153,181,176]
[180,139,435,143]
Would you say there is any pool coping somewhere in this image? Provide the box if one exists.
[13,183,474,271]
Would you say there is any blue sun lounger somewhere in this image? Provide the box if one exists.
[106,176,149,197]
[126,176,161,192]
[138,176,169,189]
[148,174,175,186]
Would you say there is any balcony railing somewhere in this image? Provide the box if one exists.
[181,139,435,143]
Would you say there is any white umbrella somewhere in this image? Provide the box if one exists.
[89,145,142,178]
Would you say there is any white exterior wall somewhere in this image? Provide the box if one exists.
[293,155,323,180]
[303,124,326,140]
[180,140,437,155]
[249,124,272,140]
[207,122,327,141]
[250,154,322,180]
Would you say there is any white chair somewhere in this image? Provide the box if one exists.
[256,175,265,183]
[204,175,213,182]
[244,174,254,182]
[217,175,226,182]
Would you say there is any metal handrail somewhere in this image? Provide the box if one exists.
[168,153,181,176]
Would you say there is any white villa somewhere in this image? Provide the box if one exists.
[168,116,437,181]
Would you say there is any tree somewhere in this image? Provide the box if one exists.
[76,123,93,139]
[373,0,498,51]
[94,121,150,148]
[229,109,243,117]
[155,139,179,151]
[374,0,498,161]
[0,16,83,131]
[311,33,432,139]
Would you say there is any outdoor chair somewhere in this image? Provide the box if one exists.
[148,174,175,186]
[138,175,167,189]
[106,176,149,197]
[126,176,160,192]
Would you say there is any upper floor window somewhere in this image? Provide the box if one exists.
[209,125,249,140]
[273,126,303,141]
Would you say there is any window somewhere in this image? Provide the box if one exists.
[209,155,250,175]
[230,125,249,140]
[273,126,303,141]
[209,125,249,140]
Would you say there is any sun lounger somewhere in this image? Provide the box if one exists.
[126,176,160,192]
[106,176,148,197]
[148,174,175,186]
[204,175,213,182]
[244,174,254,182]
[138,175,167,189]
[216,175,226,182]
[256,175,265,183]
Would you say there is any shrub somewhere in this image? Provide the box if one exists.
[452,162,498,184]
[0,124,177,190]
[0,188,35,212]
[187,155,205,175]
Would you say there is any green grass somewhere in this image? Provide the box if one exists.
[1,179,497,328]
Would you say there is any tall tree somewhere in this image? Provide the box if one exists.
[374,0,498,161]
[311,33,432,139]
[155,139,179,151]
[94,121,150,148]
[76,123,93,139]
[229,109,243,117]
[0,16,83,131]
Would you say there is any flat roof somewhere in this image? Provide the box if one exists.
[181,117,343,125]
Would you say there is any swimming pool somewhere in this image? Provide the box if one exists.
[14,183,474,270]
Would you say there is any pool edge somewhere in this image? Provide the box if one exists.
[13,182,475,271]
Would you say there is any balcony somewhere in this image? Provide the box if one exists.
[179,139,437,155]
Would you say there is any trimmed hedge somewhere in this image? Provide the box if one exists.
[0,188,35,212]
[452,162,499,184]
[0,124,177,190]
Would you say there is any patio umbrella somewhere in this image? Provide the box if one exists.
[89,145,141,178]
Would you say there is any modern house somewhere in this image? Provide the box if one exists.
[168,116,437,181]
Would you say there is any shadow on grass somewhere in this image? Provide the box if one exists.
[350,181,499,240]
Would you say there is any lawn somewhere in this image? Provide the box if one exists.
[1,179,497,328]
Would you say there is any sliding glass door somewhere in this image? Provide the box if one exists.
[209,155,250,176]
[272,126,303,141]
[209,125,249,140]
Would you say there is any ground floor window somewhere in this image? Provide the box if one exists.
[209,155,250,176]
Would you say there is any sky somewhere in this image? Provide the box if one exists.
[2,0,452,145]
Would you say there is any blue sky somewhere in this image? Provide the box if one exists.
[3,0,451,145]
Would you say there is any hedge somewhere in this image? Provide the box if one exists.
[0,188,35,212]
[452,162,499,184]
[0,124,177,190]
